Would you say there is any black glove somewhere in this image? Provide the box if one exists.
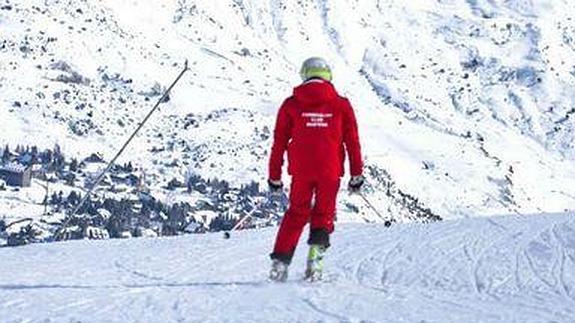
[268,179,283,194]
[348,175,364,193]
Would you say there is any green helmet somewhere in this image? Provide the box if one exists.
[300,57,332,81]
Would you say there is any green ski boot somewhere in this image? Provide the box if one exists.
[305,244,326,282]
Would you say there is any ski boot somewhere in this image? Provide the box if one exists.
[269,259,289,282]
[305,244,326,282]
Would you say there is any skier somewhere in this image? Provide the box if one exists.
[268,57,364,282]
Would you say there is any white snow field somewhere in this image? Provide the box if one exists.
[2,212,575,322]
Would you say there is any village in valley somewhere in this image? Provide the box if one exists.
[0,144,286,247]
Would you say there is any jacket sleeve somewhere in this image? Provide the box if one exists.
[268,99,292,181]
[342,99,363,176]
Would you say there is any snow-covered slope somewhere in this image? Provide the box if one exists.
[1,213,574,322]
[1,0,574,223]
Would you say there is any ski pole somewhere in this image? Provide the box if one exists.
[357,192,392,227]
[55,61,190,240]
[223,199,263,239]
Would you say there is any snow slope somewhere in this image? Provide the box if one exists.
[1,212,575,322]
[1,0,574,225]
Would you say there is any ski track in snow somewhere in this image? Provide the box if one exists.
[1,213,575,322]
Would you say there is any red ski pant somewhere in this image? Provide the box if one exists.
[272,177,340,260]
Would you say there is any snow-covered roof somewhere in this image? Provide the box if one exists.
[0,163,29,174]
[83,153,105,163]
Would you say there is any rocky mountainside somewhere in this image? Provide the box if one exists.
[0,0,574,239]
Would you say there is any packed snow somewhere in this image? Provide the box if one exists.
[1,212,575,322]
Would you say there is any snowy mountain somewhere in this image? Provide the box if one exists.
[1,212,574,322]
[1,0,574,237]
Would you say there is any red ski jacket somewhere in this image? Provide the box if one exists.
[269,79,363,181]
